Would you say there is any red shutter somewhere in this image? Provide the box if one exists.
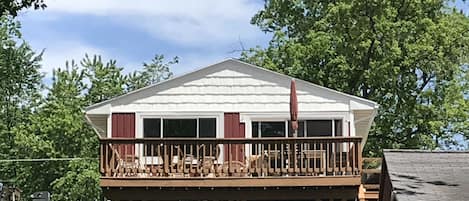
[239,123,245,138]
[224,113,245,162]
[111,113,135,155]
[112,113,135,138]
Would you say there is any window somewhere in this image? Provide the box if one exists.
[143,118,161,156]
[252,121,286,138]
[288,121,305,137]
[142,117,216,156]
[142,117,217,138]
[304,120,342,137]
[143,118,160,138]
[334,120,342,136]
[199,118,216,138]
[254,120,343,138]
[163,119,197,138]
[306,120,332,137]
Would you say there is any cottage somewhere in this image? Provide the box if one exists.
[86,59,379,201]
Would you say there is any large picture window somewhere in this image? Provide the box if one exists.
[142,117,217,138]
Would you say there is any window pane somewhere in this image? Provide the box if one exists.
[288,120,305,137]
[252,122,259,138]
[163,119,196,138]
[260,122,285,137]
[199,118,216,138]
[306,120,332,137]
[335,120,342,136]
[143,118,160,138]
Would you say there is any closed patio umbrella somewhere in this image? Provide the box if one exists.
[290,79,298,137]
[290,79,299,171]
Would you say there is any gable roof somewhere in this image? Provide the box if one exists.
[86,58,378,111]
[383,149,469,201]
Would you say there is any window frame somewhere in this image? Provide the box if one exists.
[136,113,222,139]
[136,113,222,164]
[251,118,345,138]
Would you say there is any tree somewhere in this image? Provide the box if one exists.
[0,0,46,17]
[51,159,101,201]
[0,16,43,186]
[126,54,178,91]
[11,62,99,199]
[243,0,469,155]
[82,54,127,104]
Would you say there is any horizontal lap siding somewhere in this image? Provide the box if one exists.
[111,69,349,113]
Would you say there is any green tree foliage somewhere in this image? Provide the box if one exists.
[126,54,178,91]
[51,160,101,201]
[0,47,176,199]
[0,0,46,17]
[82,54,127,104]
[11,62,98,199]
[0,16,43,185]
[0,16,42,131]
[243,0,469,155]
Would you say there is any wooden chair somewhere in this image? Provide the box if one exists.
[109,144,142,177]
[198,144,221,177]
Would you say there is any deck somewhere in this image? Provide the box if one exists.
[100,137,363,188]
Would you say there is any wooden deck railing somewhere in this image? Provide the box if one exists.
[100,137,362,178]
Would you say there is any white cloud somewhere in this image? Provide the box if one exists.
[18,0,271,81]
[37,0,264,46]
[29,40,104,76]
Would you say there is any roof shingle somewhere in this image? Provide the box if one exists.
[384,149,469,201]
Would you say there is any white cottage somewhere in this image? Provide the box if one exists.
[87,59,379,201]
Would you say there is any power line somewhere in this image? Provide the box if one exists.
[0,158,97,162]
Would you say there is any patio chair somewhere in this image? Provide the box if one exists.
[109,144,143,177]
[198,144,221,177]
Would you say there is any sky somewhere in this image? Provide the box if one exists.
[17,0,272,79]
[17,1,469,80]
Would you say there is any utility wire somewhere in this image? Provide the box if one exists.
[0,158,97,162]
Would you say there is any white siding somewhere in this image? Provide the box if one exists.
[85,59,378,140]
[111,69,349,113]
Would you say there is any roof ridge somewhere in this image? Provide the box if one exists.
[384,149,469,153]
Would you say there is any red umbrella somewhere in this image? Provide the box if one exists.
[290,79,298,135]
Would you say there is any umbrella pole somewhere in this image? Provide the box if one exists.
[293,129,298,175]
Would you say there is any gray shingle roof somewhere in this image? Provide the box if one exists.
[384,149,469,201]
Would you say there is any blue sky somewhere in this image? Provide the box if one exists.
[17,1,468,79]
[17,0,271,78]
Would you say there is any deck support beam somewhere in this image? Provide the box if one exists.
[101,176,361,188]
[103,186,359,201]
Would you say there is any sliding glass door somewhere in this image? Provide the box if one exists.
[253,119,343,138]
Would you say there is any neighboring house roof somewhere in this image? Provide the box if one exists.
[383,149,469,201]
[85,58,378,111]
